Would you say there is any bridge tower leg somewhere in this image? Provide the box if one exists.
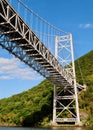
[52,33,81,125]
[70,34,80,125]
[53,84,56,124]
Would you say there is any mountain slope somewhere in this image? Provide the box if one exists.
[0,50,93,126]
[0,80,53,126]
[75,50,93,85]
[75,50,93,125]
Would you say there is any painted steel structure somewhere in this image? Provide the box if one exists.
[53,34,80,124]
[0,0,84,125]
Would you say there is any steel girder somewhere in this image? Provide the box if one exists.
[0,0,74,87]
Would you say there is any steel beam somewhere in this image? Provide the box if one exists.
[0,0,73,86]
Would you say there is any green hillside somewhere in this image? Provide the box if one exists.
[0,50,93,126]
[75,50,93,125]
[75,50,93,86]
[0,80,53,126]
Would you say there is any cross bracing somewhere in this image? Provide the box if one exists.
[0,0,84,125]
[0,0,74,87]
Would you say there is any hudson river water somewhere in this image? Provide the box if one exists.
[0,127,93,130]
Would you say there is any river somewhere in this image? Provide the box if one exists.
[0,127,93,130]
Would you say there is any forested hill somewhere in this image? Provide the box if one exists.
[75,50,93,125]
[0,50,93,126]
[75,50,93,86]
[0,80,54,126]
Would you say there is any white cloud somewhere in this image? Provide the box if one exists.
[79,23,93,29]
[0,57,43,80]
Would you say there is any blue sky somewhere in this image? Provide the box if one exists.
[0,0,93,99]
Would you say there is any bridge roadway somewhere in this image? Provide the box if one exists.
[0,0,83,91]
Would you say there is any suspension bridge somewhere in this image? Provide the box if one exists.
[0,0,85,125]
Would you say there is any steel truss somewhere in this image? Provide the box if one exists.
[53,35,81,124]
[0,0,73,86]
[0,0,83,125]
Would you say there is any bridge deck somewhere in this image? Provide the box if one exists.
[0,0,83,91]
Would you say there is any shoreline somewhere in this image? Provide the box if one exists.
[0,123,91,128]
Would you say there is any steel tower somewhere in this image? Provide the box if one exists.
[53,34,80,125]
